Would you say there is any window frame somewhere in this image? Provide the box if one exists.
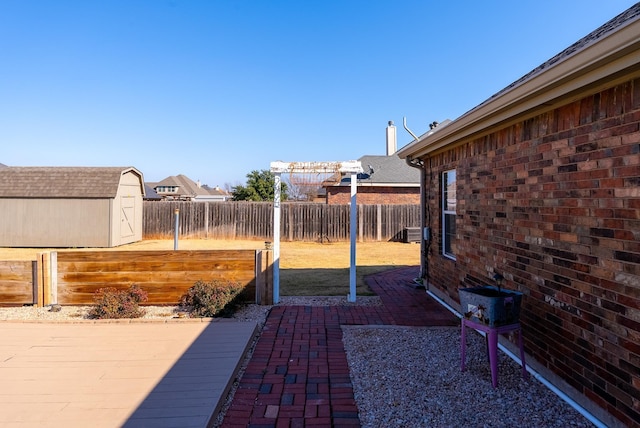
[442,169,457,260]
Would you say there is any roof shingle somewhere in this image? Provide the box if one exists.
[0,167,142,198]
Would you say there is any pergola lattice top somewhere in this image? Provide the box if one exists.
[270,161,363,174]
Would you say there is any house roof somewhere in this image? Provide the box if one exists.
[361,154,419,185]
[204,185,231,197]
[143,184,162,200]
[154,174,212,198]
[398,3,640,159]
[0,166,144,198]
[333,154,420,187]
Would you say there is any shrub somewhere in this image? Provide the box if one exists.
[88,284,148,319]
[180,280,243,318]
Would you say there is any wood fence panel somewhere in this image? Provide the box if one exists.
[55,250,262,305]
[143,201,420,242]
[0,261,36,306]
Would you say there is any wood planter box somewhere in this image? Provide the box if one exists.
[459,286,522,327]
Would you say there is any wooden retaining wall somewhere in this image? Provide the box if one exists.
[0,250,273,307]
[0,260,38,306]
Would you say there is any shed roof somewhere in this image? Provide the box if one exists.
[0,166,144,198]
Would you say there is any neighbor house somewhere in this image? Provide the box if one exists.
[149,174,230,201]
[325,122,421,204]
[0,166,145,248]
[398,5,640,427]
[143,184,162,201]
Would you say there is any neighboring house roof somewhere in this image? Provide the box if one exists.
[333,154,420,187]
[154,174,202,197]
[154,174,228,199]
[398,4,640,159]
[144,184,162,200]
[0,166,144,198]
[204,185,231,197]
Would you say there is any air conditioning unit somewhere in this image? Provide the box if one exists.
[404,227,421,243]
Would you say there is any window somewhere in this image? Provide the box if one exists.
[157,186,178,193]
[442,170,456,259]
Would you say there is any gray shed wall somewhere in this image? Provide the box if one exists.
[0,198,111,247]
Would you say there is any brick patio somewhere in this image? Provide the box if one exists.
[221,266,459,427]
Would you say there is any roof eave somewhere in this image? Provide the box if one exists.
[397,17,640,159]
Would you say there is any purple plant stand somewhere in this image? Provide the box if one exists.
[460,318,528,388]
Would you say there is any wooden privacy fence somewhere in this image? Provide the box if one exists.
[0,250,273,307]
[144,201,421,242]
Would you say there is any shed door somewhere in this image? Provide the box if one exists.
[120,196,135,238]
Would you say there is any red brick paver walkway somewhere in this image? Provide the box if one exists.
[221,267,459,427]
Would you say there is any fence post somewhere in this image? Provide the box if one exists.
[31,260,39,307]
[174,208,180,250]
[255,250,262,304]
[376,204,382,241]
[41,251,57,306]
[255,249,274,305]
[50,252,57,305]
[204,203,209,238]
[358,204,363,242]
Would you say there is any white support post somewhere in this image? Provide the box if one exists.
[273,172,281,304]
[349,172,357,302]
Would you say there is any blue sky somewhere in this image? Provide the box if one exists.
[1,1,637,187]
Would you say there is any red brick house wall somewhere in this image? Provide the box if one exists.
[423,79,639,426]
[326,186,420,205]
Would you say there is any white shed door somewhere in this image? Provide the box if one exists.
[120,196,135,238]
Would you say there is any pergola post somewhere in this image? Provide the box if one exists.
[270,161,363,303]
[273,172,282,304]
[348,171,357,302]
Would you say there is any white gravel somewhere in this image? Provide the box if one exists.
[0,296,380,322]
[1,298,597,427]
[342,325,596,428]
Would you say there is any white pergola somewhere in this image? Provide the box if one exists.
[270,161,364,303]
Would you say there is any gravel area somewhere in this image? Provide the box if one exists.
[342,326,596,428]
[1,297,597,427]
[0,296,381,322]
[0,305,181,321]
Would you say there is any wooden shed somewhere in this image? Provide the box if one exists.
[0,166,145,248]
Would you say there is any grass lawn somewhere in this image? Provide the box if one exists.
[0,239,420,296]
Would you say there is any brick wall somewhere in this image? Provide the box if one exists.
[422,78,640,427]
[326,186,420,205]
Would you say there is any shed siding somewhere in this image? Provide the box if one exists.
[0,199,111,247]
[422,78,640,427]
